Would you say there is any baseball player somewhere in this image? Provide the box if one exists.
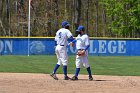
[70,25,93,81]
[50,21,74,80]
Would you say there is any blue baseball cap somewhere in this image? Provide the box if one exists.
[76,26,85,32]
[61,21,70,27]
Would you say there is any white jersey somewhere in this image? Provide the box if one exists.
[76,34,90,50]
[55,28,72,46]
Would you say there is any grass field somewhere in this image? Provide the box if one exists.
[0,55,140,76]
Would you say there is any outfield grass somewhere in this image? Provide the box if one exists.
[0,55,140,76]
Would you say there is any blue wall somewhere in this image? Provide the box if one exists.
[0,38,140,56]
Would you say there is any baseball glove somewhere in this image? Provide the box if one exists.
[76,50,85,56]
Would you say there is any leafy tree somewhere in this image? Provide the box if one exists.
[101,0,140,38]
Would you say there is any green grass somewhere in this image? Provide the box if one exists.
[0,55,140,76]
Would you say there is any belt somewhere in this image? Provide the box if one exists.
[78,49,84,50]
[57,45,64,46]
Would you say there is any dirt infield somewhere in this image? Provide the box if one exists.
[0,73,140,93]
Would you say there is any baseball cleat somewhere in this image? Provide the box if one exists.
[89,76,93,81]
[71,76,78,81]
[64,76,70,80]
[50,73,58,80]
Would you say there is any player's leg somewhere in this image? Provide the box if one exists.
[52,64,60,75]
[50,62,60,80]
[63,65,70,80]
[86,67,93,81]
[50,46,61,80]
[83,55,93,81]
[53,46,61,74]
[59,46,70,80]
[71,55,81,80]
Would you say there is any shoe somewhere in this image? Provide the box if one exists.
[89,76,93,81]
[64,76,70,80]
[71,76,78,81]
[50,73,58,80]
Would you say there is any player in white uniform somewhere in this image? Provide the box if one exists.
[70,25,93,81]
[50,21,74,80]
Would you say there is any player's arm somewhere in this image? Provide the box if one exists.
[66,29,74,41]
[69,38,77,47]
[84,45,90,51]
[77,44,89,56]
[66,29,75,46]
[84,35,90,51]
[77,37,89,56]
[68,36,74,42]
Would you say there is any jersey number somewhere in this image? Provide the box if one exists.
[59,32,62,38]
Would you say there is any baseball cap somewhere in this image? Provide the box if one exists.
[61,21,70,27]
[76,26,85,32]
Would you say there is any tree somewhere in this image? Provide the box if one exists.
[0,0,139,37]
[74,0,81,30]
[95,0,99,37]
[102,0,140,38]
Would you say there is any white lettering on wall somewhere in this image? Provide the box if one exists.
[88,40,126,54]
[5,40,13,53]
[98,40,106,53]
[118,41,126,53]
[0,40,13,54]
[108,41,117,53]
[89,40,96,53]
[0,40,4,52]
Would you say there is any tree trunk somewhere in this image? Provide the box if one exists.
[6,0,11,36]
[74,0,81,28]
[74,0,81,36]
[0,0,3,18]
[54,0,59,35]
[46,0,52,36]
[0,19,6,36]
[95,0,98,37]
[0,0,7,36]
[102,8,106,37]
[86,0,89,34]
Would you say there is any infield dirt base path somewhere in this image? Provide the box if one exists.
[0,73,140,93]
